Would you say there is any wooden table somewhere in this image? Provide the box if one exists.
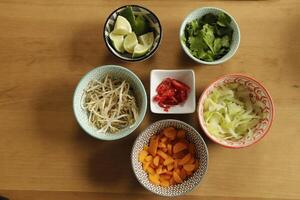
[0,0,299,199]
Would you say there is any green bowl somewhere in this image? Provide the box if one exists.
[73,65,147,140]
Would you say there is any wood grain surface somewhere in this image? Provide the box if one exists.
[0,0,299,199]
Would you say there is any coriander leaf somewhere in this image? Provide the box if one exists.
[213,38,222,54]
[188,36,207,52]
[201,24,215,53]
[217,12,231,27]
[188,36,208,60]
[221,35,230,48]
[202,50,214,61]
[215,25,233,37]
[184,20,200,40]
[201,13,218,25]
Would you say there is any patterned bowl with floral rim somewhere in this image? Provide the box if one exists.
[103,5,162,62]
[131,119,208,196]
[198,74,275,148]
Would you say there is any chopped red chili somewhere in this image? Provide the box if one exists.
[153,78,190,112]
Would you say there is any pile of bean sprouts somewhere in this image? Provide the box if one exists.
[81,75,139,133]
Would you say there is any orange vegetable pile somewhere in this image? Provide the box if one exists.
[139,127,198,187]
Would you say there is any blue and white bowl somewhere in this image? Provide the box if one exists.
[104,5,162,62]
[73,65,147,140]
[180,7,240,65]
[131,119,209,196]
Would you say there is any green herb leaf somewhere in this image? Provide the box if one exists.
[201,24,215,53]
[217,12,232,27]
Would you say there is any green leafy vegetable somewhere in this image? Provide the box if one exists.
[217,12,232,27]
[203,83,263,140]
[184,12,233,61]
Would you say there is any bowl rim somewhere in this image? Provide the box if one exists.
[197,73,275,148]
[179,6,241,65]
[73,64,148,140]
[103,4,163,62]
[131,119,209,196]
[150,69,196,114]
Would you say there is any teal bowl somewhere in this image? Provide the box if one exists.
[73,65,147,140]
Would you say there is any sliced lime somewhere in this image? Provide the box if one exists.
[123,32,138,53]
[132,44,150,58]
[109,32,124,53]
[119,6,135,29]
[113,16,132,35]
[134,15,150,36]
[138,32,154,48]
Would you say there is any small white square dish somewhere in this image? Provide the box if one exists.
[150,69,195,114]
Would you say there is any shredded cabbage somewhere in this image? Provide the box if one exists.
[203,83,262,140]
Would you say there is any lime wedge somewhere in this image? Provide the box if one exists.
[109,32,125,53]
[138,32,154,47]
[119,6,135,29]
[123,32,138,53]
[132,44,150,58]
[134,15,150,36]
[113,16,132,35]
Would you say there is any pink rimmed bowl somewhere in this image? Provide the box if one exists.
[198,74,275,148]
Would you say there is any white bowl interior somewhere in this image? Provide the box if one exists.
[150,70,196,114]
[131,119,208,196]
[180,7,240,65]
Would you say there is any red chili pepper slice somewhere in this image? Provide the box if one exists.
[153,78,190,112]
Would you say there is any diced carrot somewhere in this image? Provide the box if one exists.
[178,153,191,166]
[145,155,153,162]
[140,126,198,187]
[146,166,156,175]
[162,127,177,140]
[143,145,149,151]
[167,143,172,155]
[160,136,168,143]
[149,174,160,185]
[157,150,169,160]
[188,143,196,155]
[173,151,186,159]
[174,168,180,175]
[160,174,172,180]
[143,161,150,171]
[177,129,186,139]
[173,142,188,154]
[173,171,183,184]
[164,157,174,166]
[187,157,195,164]
[174,159,179,168]
[162,147,168,153]
[158,142,167,149]
[139,150,148,162]
[150,162,156,168]
[167,164,174,171]
[156,165,163,174]
[153,156,160,167]
[149,136,159,156]
[160,179,170,187]
[169,177,176,185]
[183,164,196,172]
[180,168,187,180]
[186,170,193,176]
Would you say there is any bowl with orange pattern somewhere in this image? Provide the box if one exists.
[198,74,275,148]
